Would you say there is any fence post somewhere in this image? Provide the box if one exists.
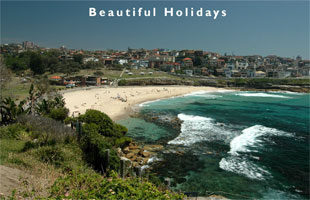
[120,159,126,179]
[78,122,82,136]
[75,120,80,141]
[135,166,142,182]
[105,149,110,172]
[164,177,171,189]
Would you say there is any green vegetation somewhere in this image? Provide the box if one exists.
[50,170,183,200]
[3,50,95,75]
[0,81,183,199]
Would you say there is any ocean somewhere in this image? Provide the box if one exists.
[118,90,309,199]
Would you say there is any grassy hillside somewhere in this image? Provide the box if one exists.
[0,113,183,199]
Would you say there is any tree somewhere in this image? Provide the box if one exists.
[29,53,45,74]
[193,56,202,66]
[73,54,84,64]
[0,97,27,125]
[48,107,69,122]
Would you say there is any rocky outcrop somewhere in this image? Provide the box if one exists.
[119,142,164,168]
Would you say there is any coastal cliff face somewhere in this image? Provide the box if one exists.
[119,78,310,93]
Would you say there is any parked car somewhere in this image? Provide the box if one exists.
[66,84,75,88]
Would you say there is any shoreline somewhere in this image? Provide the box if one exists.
[63,86,235,121]
[62,85,307,121]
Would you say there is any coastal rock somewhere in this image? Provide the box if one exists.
[138,149,145,155]
[129,144,139,150]
[142,151,150,158]
[136,157,143,163]
[143,158,149,164]
[143,144,164,152]
[123,147,130,153]
[131,155,137,161]
[125,153,135,159]
[130,149,140,154]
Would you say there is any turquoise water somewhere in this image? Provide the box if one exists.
[119,91,310,199]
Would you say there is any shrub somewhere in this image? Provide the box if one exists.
[79,109,115,137]
[48,107,69,122]
[17,115,76,145]
[36,146,64,166]
[50,170,184,199]
[80,123,120,172]
[0,123,27,139]
[22,140,39,151]
[115,136,132,148]
[114,123,128,137]
[79,109,127,138]
[118,79,127,86]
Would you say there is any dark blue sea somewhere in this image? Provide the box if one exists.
[119,90,310,199]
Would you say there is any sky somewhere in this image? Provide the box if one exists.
[1,0,309,59]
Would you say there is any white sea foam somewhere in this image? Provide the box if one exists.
[219,125,293,180]
[235,92,291,98]
[139,99,161,107]
[269,91,304,95]
[184,89,233,98]
[229,125,292,155]
[168,114,234,146]
[147,156,162,164]
[183,90,217,97]
[141,165,150,171]
[219,156,270,180]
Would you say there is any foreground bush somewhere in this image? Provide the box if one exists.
[17,115,76,145]
[78,109,127,138]
[77,110,133,172]
[50,170,184,200]
[0,123,27,139]
[48,107,69,122]
[80,123,120,172]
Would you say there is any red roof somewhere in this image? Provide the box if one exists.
[183,58,192,61]
[50,76,61,79]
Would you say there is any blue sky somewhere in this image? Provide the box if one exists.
[1,1,309,59]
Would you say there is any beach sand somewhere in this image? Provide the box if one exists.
[63,86,229,120]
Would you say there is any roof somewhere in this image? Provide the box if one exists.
[183,58,192,61]
[50,76,61,79]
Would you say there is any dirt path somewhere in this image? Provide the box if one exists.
[0,165,25,196]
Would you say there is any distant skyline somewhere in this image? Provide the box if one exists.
[1,1,309,59]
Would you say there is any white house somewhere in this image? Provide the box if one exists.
[117,59,128,65]
[236,60,249,70]
[83,57,99,63]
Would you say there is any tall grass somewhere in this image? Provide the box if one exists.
[17,115,76,145]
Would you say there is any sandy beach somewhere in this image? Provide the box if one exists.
[63,86,229,120]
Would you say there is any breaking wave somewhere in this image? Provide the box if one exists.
[184,91,222,98]
[168,113,235,146]
[219,156,270,180]
[229,125,293,155]
[139,99,161,107]
[236,92,291,98]
[219,125,293,180]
